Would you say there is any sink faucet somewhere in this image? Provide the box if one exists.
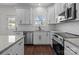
[38,26,41,31]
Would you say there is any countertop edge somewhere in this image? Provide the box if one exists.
[0,36,24,54]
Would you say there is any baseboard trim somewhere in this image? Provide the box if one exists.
[24,44,33,46]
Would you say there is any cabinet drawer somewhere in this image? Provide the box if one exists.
[64,47,75,55]
[1,47,13,55]
[14,39,24,55]
[64,41,79,55]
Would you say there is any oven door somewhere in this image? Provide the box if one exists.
[53,39,64,55]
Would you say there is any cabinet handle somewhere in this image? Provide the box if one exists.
[7,53,10,55]
[20,20,22,24]
[66,46,77,54]
[39,35,41,40]
[18,42,23,45]
[59,38,62,41]
[16,53,18,55]
[46,33,48,36]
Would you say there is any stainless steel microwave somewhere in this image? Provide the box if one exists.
[65,3,76,20]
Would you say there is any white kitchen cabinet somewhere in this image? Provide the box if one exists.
[48,3,64,24]
[1,38,24,55]
[56,3,61,16]
[33,31,50,45]
[54,4,58,22]
[16,8,31,25]
[54,4,61,23]
[13,38,24,55]
[64,47,75,55]
[76,3,79,20]
[53,3,66,23]
[33,31,40,44]
[60,3,66,14]
[49,32,54,47]
[41,32,50,44]
[1,47,13,55]
[48,6,56,24]
[64,40,79,55]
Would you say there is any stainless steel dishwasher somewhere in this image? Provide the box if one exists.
[23,31,33,44]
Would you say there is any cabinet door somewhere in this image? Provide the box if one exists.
[54,4,59,23]
[60,3,66,13]
[33,32,50,44]
[57,3,61,15]
[16,9,31,25]
[48,6,56,24]
[16,9,25,24]
[33,32,41,44]
[41,32,50,44]
[64,47,75,55]
[13,38,24,55]
[55,4,58,16]
[76,3,79,20]
[1,47,13,55]
[24,8,31,24]
[64,41,79,55]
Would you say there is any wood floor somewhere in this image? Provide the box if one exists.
[24,45,54,55]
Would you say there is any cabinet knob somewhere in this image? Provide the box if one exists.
[7,53,10,55]
[39,35,41,40]
[16,53,18,55]
[18,42,23,45]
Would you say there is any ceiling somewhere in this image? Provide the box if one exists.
[0,3,54,8]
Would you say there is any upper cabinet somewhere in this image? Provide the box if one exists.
[48,4,61,24]
[16,8,31,25]
[48,5,56,24]
[32,7,48,25]
[54,4,60,18]
[48,3,78,24]
[60,3,66,14]
[48,3,66,24]
[54,3,60,22]
[76,3,79,20]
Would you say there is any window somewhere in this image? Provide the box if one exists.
[35,16,47,26]
[8,16,16,30]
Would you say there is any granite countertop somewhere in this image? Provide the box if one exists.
[0,34,24,53]
[51,31,79,48]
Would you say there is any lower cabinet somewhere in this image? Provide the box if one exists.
[1,47,13,55]
[1,38,24,55]
[13,39,24,55]
[33,31,50,45]
[64,40,79,55]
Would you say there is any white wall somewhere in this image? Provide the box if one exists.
[0,6,16,35]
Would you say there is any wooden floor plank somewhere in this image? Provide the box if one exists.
[24,45,54,55]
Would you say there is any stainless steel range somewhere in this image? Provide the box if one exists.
[52,34,64,55]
